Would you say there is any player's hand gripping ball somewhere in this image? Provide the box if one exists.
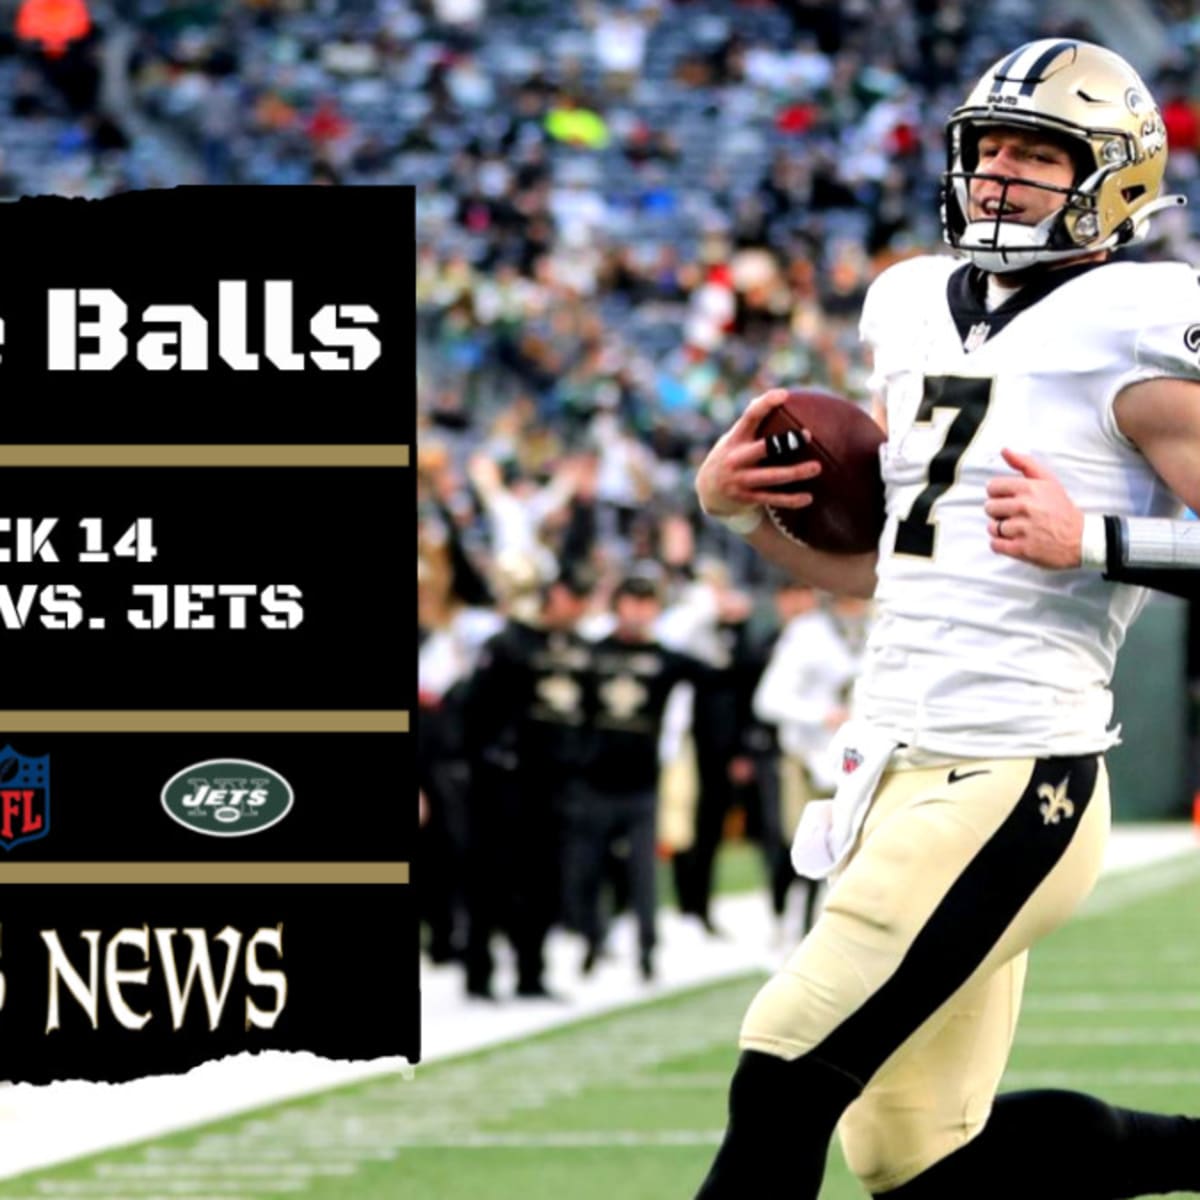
[755,388,886,554]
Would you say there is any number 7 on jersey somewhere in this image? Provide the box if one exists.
[893,376,993,558]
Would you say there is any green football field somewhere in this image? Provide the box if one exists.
[3,853,1200,1200]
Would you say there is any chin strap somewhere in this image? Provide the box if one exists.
[959,192,1188,271]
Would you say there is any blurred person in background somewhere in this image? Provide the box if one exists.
[658,558,757,935]
[418,448,502,964]
[566,570,711,983]
[417,540,500,965]
[752,578,858,938]
[460,556,597,1001]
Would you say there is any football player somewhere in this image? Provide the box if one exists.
[692,40,1200,1200]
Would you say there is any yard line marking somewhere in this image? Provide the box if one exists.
[1016,1027,1200,1045]
[1080,854,1200,916]
[368,1130,726,1148]
[30,1183,303,1196]
[1005,1069,1200,1087]
[1024,993,1200,1011]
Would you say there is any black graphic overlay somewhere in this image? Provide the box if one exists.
[0,187,416,1083]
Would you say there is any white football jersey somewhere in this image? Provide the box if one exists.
[854,255,1198,757]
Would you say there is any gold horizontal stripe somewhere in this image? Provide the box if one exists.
[0,445,410,467]
[0,862,409,885]
[0,711,409,733]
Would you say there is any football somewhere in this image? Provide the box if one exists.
[755,388,886,554]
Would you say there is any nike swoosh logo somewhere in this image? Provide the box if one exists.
[948,768,991,784]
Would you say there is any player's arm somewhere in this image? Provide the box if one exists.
[695,388,879,599]
[985,377,1200,598]
[1099,377,1200,597]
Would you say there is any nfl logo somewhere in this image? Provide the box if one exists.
[0,745,50,850]
[843,748,864,775]
[963,321,991,353]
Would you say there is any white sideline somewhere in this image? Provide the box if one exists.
[0,824,1194,1181]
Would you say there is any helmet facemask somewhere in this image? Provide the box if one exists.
[942,117,1126,273]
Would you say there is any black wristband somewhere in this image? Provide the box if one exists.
[1099,514,1200,600]
[1102,515,1124,578]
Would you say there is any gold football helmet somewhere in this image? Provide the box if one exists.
[942,39,1185,272]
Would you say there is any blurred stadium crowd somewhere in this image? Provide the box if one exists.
[2,0,1199,996]
[404,0,1200,996]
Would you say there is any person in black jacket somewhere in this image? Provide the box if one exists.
[565,573,710,982]
[460,561,595,1000]
[672,579,757,936]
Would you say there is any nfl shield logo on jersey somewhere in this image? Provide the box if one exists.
[963,321,992,352]
[842,748,864,775]
[0,745,50,850]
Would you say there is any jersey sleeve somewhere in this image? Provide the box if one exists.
[858,261,904,394]
[1104,264,1200,446]
[859,255,956,394]
[858,269,889,390]
[1133,268,1200,383]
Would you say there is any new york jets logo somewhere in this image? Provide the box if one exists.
[162,759,293,837]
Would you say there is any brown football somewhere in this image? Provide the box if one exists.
[754,388,886,554]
